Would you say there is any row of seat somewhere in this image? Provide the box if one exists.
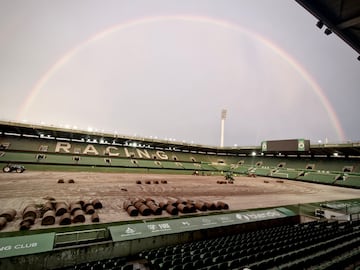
[54,219,360,270]
[56,257,136,270]
[142,221,341,260]
[140,220,360,270]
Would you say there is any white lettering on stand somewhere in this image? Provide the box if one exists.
[83,144,99,155]
[105,146,120,156]
[54,142,171,160]
[156,151,168,160]
[55,142,71,153]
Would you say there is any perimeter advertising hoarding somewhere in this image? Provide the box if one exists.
[261,139,310,152]
[109,208,295,242]
[0,233,55,258]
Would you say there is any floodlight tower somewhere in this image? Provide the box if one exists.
[220,109,227,147]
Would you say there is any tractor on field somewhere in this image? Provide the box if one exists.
[2,164,26,173]
[224,172,234,183]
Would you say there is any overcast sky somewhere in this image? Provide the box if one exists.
[0,0,359,146]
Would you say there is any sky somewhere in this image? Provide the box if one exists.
[0,0,359,147]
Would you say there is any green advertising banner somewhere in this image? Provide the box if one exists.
[233,208,285,222]
[109,208,295,242]
[0,233,55,258]
[108,223,148,241]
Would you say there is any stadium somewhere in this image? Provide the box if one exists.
[1,1,360,270]
[1,118,360,270]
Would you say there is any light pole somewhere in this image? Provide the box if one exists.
[220,109,227,147]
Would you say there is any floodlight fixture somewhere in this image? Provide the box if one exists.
[251,151,256,156]
[324,28,332,35]
[316,20,324,29]
[221,109,227,120]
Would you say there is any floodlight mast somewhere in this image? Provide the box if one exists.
[220,109,227,147]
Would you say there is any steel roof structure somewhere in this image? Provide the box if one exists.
[295,0,360,59]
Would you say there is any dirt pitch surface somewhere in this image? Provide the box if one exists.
[0,171,359,232]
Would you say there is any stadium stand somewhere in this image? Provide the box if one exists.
[1,121,360,269]
[231,165,252,175]
[141,220,360,270]
[2,133,360,178]
[2,142,360,188]
[47,219,360,270]
[269,168,302,179]
[160,160,184,170]
[335,174,360,188]
[297,171,340,185]
[252,167,272,177]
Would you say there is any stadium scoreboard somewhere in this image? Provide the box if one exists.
[261,139,310,153]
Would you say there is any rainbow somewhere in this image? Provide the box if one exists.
[17,15,346,141]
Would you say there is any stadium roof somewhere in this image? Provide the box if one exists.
[295,0,360,58]
[0,120,255,155]
[1,120,360,158]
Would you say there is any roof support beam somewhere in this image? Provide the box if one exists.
[337,15,360,29]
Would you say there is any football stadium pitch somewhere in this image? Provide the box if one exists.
[1,171,359,232]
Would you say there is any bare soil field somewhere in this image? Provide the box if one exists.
[0,171,359,232]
